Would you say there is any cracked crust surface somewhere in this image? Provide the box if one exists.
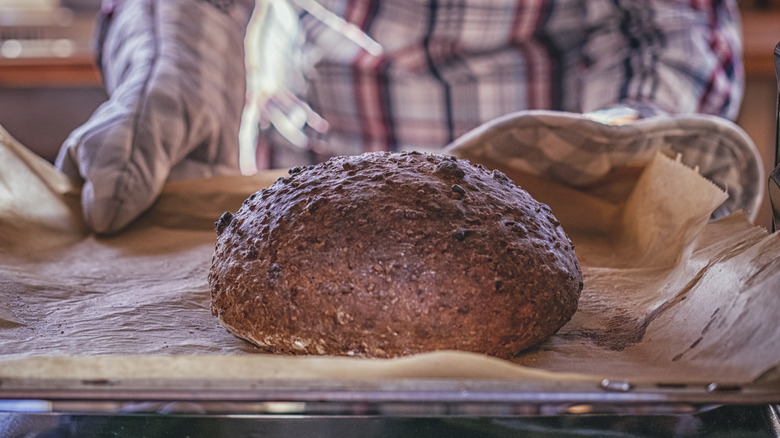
[209,151,582,359]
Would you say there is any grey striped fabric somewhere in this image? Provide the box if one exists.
[56,0,253,234]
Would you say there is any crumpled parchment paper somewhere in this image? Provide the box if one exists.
[1,123,778,385]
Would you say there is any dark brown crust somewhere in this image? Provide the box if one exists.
[209,152,582,359]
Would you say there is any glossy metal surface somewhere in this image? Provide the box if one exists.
[772,41,780,231]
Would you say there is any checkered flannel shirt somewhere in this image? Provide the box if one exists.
[253,0,743,167]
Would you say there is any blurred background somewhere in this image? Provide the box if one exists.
[0,0,778,229]
[0,0,104,161]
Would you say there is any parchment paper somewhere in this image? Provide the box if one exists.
[1,124,779,385]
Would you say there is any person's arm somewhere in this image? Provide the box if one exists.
[56,0,255,234]
[580,0,743,121]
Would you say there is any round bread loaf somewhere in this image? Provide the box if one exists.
[209,151,582,359]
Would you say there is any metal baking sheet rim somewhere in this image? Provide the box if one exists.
[1,376,779,416]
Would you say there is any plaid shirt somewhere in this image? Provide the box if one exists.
[254,0,743,168]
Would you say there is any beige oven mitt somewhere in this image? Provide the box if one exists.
[55,0,254,234]
[445,110,765,222]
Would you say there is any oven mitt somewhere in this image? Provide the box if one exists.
[445,110,765,222]
[55,0,254,234]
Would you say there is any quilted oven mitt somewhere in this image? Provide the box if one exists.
[445,110,765,222]
[56,0,254,234]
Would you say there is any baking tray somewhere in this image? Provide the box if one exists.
[2,376,780,437]
[2,372,780,416]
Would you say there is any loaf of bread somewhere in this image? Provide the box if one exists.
[209,151,582,359]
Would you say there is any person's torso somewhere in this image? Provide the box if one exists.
[256,0,588,166]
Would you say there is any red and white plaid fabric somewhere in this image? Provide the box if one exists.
[255,0,744,168]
